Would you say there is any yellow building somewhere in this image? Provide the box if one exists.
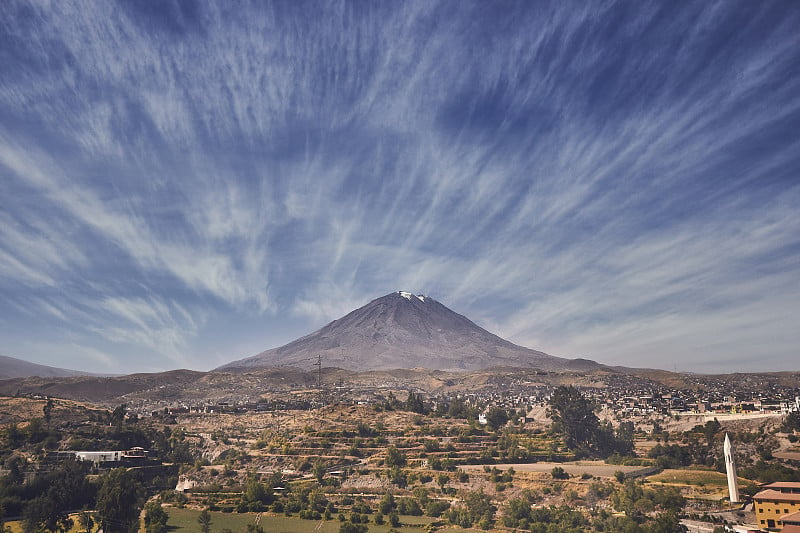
[780,512,800,533]
[754,482,800,531]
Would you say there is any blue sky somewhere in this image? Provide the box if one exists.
[1,1,798,374]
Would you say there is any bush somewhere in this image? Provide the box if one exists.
[426,500,450,517]
[339,522,368,533]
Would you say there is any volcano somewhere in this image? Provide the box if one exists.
[217,291,600,372]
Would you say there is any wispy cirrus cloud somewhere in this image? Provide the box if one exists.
[0,1,797,373]
[9,290,201,371]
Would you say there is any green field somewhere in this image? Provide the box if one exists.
[646,468,752,502]
[5,513,95,533]
[5,521,86,533]
[647,468,740,488]
[7,508,484,533]
[165,507,456,533]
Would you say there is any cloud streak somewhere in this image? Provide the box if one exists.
[0,0,798,373]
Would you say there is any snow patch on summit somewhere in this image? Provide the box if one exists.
[398,291,426,302]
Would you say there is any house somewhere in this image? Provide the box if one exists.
[73,447,149,467]
[74,451,123,464]
[753,482,800,531]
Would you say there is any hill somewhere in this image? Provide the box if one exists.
[0,368,205,404]
[218,291,602,372]
[0,354,94,380]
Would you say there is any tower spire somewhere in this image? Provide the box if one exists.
[724,433,740,503]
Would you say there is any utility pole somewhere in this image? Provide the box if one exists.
[314,355,322,388]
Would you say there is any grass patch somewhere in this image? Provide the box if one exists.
[5,512,98,533]
[165,507,438,533]
[647,469,737,488]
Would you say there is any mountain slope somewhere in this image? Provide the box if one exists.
[0,369,205,404]
[0,354,92,380]
[218,291,600,372]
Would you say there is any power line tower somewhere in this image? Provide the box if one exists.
[314,355,322,388]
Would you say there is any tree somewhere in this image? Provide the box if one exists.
[484,408,509,431]
[782,411,800,433]
[548,386,601,454]
[5,455,25,486]
[548,386,630,457]
[144,502,169,533]
[49,460,95,515]
[77,510,93,533]
[198,509,212,533]
[109,404,127,427]
[388,466,407,488]
[339,522,368,533]
[22,495,72,533]
[96,469,144,533]
[502,498,533,528]
[25,418,46,444]
[463,490,494,526]
[405,392,425,414]
[379,492,396,515]
[397,497,422,516]
[313,459,327,484]
[385,446,406,468]
[21,460,92,533]
[704,419,721,442]
[649,511,682,533]
[446,491,494,529]
[309,488,328,513]
[43,398,54,428]
[615,421,635,455]
[242,476,272,508]
[426,500,450,518]
[6,423,24,449]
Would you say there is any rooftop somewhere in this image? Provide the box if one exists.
[762,481,800,489]
[753,489,800,503]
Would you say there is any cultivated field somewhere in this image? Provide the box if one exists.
[164,507,472,533]
[460,461,652,478]
[646,468,746,501]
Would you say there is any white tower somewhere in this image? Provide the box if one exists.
[724,433,740,503]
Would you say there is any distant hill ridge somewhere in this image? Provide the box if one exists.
[218,291,601,372]
[0,354,93,380]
